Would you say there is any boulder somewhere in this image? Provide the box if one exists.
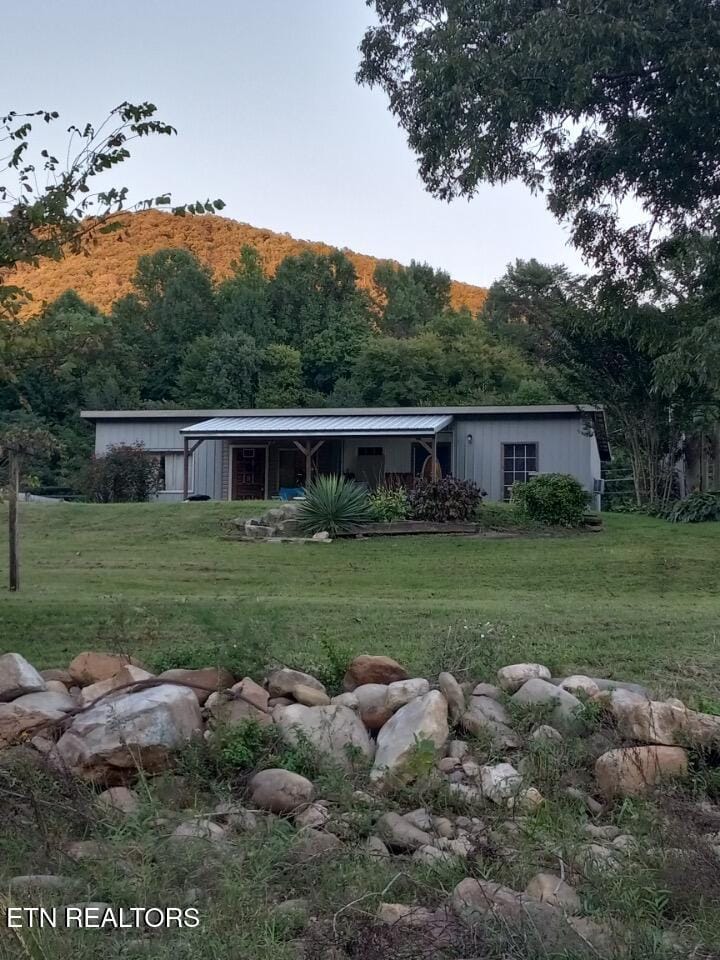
[471,682,503,700]
[207,691,272,727]
[12,690,76,713]
[413,844,457,865]
[559,675,600,698]
[269,898,310,930]
[376,812,434,851]
[343,655,408,691]
[511,678,583,732]
[96,786,140,815]
[460,710,519,749]
[609,695,720,748]
[386,677,430,712]
[592,678,652,699]
[524,873,581,913]
[595,746,689,798]
[249,769,315,814]
[267,668,326,699]
[45,680,72,695]
[78,665,154,707]
[403,807,434,832]
[158,667,234,704]
[479,762,523,803]
[172,819,228,842]
[68,651,143,687]
[294,801,330,829]
[0,653,46,702]
[331,692,358,709]
[531,724,563,743]
[244,522,274,539]
[64,840,108,862]
[56,684,203,783]
[377,903,437,926]
[273,703,374,767]
[366,835,391,858]
[370,690,448,783]
[468,695,510,725]
[507,786,544,814]
[9,875,81,895]
[288,828,342,864]
[353,683,392,730]
[40,668,74,686]
[0,700,64,746]
[447,739,469,759]
[452,878,605,954]
[231,677,269,712]
[438,673,465,721]
[292,684,331,707]
[497,663,551,693]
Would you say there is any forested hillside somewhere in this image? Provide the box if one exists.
[0,243,551,490]
[5,210,488,317]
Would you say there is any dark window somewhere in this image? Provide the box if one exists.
[502,443,538,499]
[412,441,452,477]
[357,446,383,456]
[156,454,166,491]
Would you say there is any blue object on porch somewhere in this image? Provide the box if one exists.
[279,486,305,501]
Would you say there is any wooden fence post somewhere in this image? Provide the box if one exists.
[8,451,20,592]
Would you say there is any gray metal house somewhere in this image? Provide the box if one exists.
[81,405,610,507]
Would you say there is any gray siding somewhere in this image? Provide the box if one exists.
[94,419,223,501]
[90,414,602,505]
[454,415,599,504]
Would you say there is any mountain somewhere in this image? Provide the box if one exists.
[8,210,488,316]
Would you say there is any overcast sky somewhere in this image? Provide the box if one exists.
[3,0,589,287]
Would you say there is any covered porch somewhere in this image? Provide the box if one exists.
[179,414,454,500]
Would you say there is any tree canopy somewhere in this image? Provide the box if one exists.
[358,0,720,277]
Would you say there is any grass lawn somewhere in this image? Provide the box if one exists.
[0,501,718,702]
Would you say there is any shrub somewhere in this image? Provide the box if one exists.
[369,484,409,522]
[81,443,160,502]
[511,473,589,526]
[665,491,720,523]
[297,474,373,536]
[407,476,482,522]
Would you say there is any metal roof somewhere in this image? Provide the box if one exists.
[180,413,453,438]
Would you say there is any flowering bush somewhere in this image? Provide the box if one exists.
[408,477,482,522]
[369,485,409,522]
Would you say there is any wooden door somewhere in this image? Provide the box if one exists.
[232,447,266,499]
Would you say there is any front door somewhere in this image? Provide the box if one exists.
[232,447,266,499]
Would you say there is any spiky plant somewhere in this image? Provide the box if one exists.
[297,474,373,537]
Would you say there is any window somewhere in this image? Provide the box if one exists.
[357,446,383,457]
[502,442,538,499]
[156,454,166,491]
[152,452,189,494]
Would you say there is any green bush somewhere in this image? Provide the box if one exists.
[369,484,409,522]
[665,491,720,523]
[511,472,589,526]
[407,477,482,522]
[297,474,373,536]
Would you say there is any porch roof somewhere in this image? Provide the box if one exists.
[179,413,453,439]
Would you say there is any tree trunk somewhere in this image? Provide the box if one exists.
[8,452,20,591]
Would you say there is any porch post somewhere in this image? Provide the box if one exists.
[182,437,190,500]
[432,433,438,478]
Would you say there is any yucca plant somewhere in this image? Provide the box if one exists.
[297,474,373,536]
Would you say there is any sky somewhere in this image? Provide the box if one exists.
[2,0,589,288]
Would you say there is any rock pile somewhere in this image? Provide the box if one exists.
[2,649,719,955]
[1,651,718,798]
[235,501,330,542]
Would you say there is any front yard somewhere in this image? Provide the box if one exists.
[0,503,718,703]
